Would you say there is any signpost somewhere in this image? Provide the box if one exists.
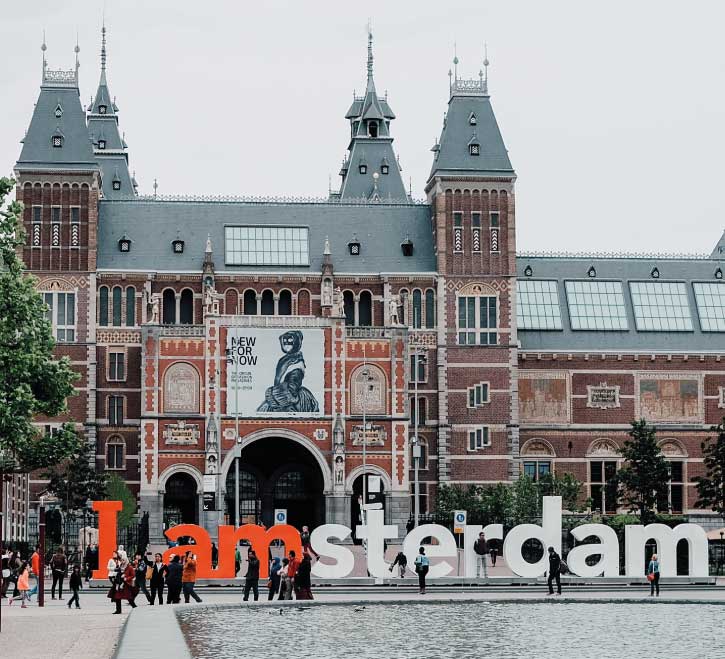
[453,510,467,578]
[274,509,287,525]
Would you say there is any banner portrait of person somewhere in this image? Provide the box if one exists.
[226,328,324,416]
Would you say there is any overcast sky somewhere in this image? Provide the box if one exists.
[3,0,724,254]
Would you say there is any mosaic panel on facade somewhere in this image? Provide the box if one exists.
[519,372,569,423]
[637,374,701,423]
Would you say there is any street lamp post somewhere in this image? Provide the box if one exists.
[720,531,724,575]
[412,349,426,528]
[226,345,241,528]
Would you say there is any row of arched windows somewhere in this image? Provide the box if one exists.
[400,288,435,329]
[163,289,195,324]
[99,286,136,326]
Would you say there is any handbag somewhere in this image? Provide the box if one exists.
[646,573,655,582]
[266,580,272,589]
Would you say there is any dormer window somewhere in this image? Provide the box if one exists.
[469,143,480,156]
[469,112,477,125]
[54,104,63,118]
[381,163,389,175]
[172,239,185,254]
[401,238,414,257]
[359,164,367,175]
[587,266,597,278]
[650,267,660,279]
[52,135,63,148]
[348,236,361,256]
[99,104,107,114]
[98,139,106,150]
[112,180,121,191]
[368,121,378,138]
[118,236,131,252]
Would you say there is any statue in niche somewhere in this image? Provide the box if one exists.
[332,287,345,318]
[149,294,160,324]
[322,279,333,307]
[334,455,345,485]
[389,293,402,326]
[204,283,219,316]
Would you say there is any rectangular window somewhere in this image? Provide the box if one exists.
[471,212,481,253]
[42,291,75,342]
[225,226,309,266]
[489,212,500,227]
[51,207,61,223]
[410,354,427,383]
[517,280,563,330]
[410,397,427,426]
[468,427,490,451]
[108,395,124,426]
[693,282,725,332]
[107,443,124,470]
[453,212,463,253]
[467,382,490,408]
[457,295,497,345]
[32,206,42,223]
[70,207,80,223]
[629,281,693,331]
[523,460,551,481]
[590,460,618,513]
[658,461,684,513]
[565,280,628,330]
[108,350,126,382]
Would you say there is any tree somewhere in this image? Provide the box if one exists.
[695,418,725,522]
[44,440,108,511]
[435,483,483,517]
[511,475,539,524]
[612,419,670,523]
[480,482,514,525]
[0,177,79,475]
[538,472,586,513]
[106,474,137,529]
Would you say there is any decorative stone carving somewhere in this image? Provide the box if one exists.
[163,362,200,413]
[586,383,621,410]
[332,286,345,318]
[350,424,386,446]
[388,293,402,326]
[659,439,686,457]
[149,293,161,324]
[314,428,328,441]
[587,438,620,457]
[322,278,333,307]
[350,365,386,415]
[334,454,345,486]
[162,420,200,446]
[520,439,555,457]
[719,387,725,409]
[204,284,220,316]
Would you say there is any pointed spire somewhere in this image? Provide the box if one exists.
[75,33,80,77]
[41,30,47,81]
[206,233,213,254]
[324,236,331,255]
[453,43,459,81]
[100,21,107,83]
[366,22,374,90]
[483,43,489,94]
[153,178,158,199]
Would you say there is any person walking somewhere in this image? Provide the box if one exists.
[414,547,430,594]
[211,542,219,569]
[389,550,408,578]
[278,558,292,600]
[108,554,138,614]
[182,552,202,603]
[547,547,562,596]
[107,550,120,588]
[134,552,152,604]
[648,553,661,597]
[287,550,300,599]
[406,518,415,534]
[243,549,260,602]
[50,547,68,600]
[9,561,31,608]
[489,544,498,568]
[295,554,313,600]
[149,553,167,605]
[27,545,41,600]
[300,526,319,561]
[234,544,242,577]
[268,557,282,600]
[67,565,82,609]
[473,532,488,579]
[165,555,183,604]
[87,544,99,582]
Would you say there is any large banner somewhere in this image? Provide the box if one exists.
[226,328,324,416]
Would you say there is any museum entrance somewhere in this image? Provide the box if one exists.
[224,437,325,530]
[351,473,386,543]
[163,472,199,526]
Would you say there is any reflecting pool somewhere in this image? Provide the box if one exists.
[178,602,725,659]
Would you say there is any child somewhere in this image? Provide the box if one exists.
[9,561,30,608]
[68,564,82,609]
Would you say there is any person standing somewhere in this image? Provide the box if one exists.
[234,544,242,577]
[134,552,152,604]
[406,518,415,534]
[648,553,661,597]
[67,565,82,609]
[28,545,41,600]
[389,550,408,578]
[489,544,498,567]
[182,552,202,603]
[278,558,292,600]
[300,526,319,561]
[165,555,183,604]
[149,553,167,605]
[9,561,31,608]
[107,550,120,588]
[414,547,429,594]
[211,542,219,569]
[243,549,260,602]
[50,547,68,600]
[295,554,313,600]
[547,547,562,596]
[473,532,488,579]
[287,550,300,599]
[268,557,282,600]
[108,555,138,614]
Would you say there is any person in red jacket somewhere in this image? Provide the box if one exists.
[108,554,138,614]
[286,550,299,599]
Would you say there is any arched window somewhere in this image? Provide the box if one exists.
[163,362,201,413]
[106,436,125,470]
[112,286,122,326]
[457,282,497,345]
[99,286,109,326]
[297,289,311,315]
[243,290,257,315]
[278,290,292,315]
[179,289,194,324]
[425,289,435,328]
[260,290,275,315]
[162,289,176,324]
[126,287,136,326]
[224,289,238,315]
[412,289,422,328]
[368,121,378,138]
[343,291,355,326]
[358,291,372,326]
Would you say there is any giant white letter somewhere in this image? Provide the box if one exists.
[356,509,398,578]
[310,524,355,578]
[403,524,457,578]
[503,496,562,577]
[625,523,709,578]
[567,524,620,577]
[464,524,503,577]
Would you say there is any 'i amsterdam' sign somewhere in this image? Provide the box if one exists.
[90,497,709,580]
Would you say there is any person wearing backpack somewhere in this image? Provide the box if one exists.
[414,546,430,594]
[389,550,408,578]
[50,547,68,600]
[546,546,562,595]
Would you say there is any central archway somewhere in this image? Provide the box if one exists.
[224,436,326,529]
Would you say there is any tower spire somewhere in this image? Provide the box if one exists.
[366,22,374,90]
[75,32,80,77]
[453,43,459,81]
[41,30,47,80]
[483,43,489,94]
[100,21,107,81]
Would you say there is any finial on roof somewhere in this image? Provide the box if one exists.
[206,233,212,253]
[483,43,489,94]
[41,30,47,79]
[101,22,107,76]
[324,236,331,255]
[75,32,80,76]
[453,42,459,81]
[366,21,374,88]
[153,178,158,199]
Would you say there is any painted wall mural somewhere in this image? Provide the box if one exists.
[638,376,700,423]
[519,373,569,423]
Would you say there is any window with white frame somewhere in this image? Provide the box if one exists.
[108,349,126,382]
[468,426,490,450]
[471,212,481,253]
[458,294,497,345]
[523,460,551,481]
[410,396,427,426]
[108,395,124,426]
[225,226,309,266]
[106,437,125,470]
[453,212,463,253]
[43,291,76,342]
[410,354,427,383]
[467,382,490,408]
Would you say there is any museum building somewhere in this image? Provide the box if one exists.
[7,26,725,542]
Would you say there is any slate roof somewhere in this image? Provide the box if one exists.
[97,199,435,274]
[712,230,725,260]
[516,254,725,353]
[339,140,407,200]
[429,84,514,180]
[16,80,98,172]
